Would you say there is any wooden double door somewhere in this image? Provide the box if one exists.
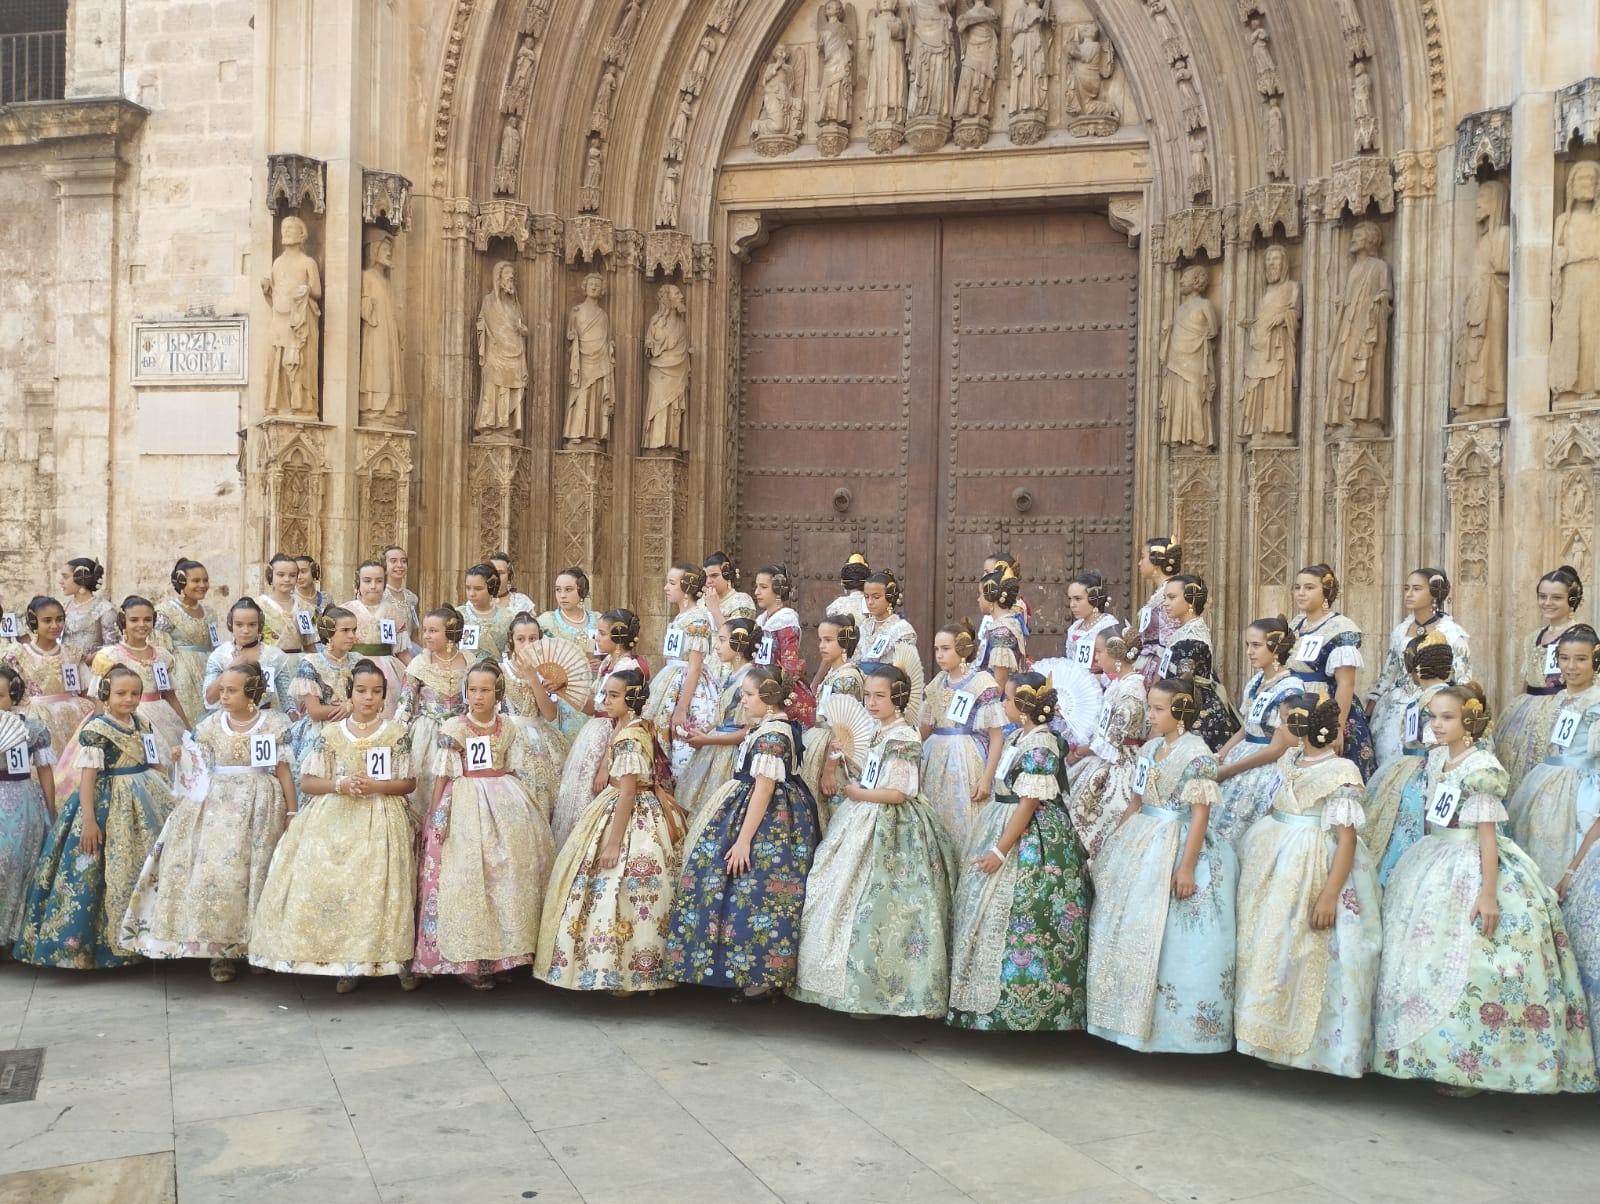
[735,211,1138,655]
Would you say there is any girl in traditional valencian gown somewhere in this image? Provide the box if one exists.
[826,554,871,629]
[753,564,817,727]
[1289,564,1377,781]
[6,596,92,759]
[535,669,684,995]
[345,559,412,716]
[644,561,718,779]
[703,551,759,632]
[202,598,294,718]
[1132,537,1182,688]
[152,558,222,727]
[553,610,647,848]
[59,556,117,668]
[539,565,599,649]
[947,673,1090,1032]
[1087,677,1238,1053]
[1367,634,1456,885]
[295,554,334,618]
[1365,567,1472,770]
[381,545,421,657]
[1234,694,1381,1077]
[500,612,573,818]
[416,662,556,990]
[1497,566,1584,794]
[1212,617,1298,846]
[487,551,538,618]
[983,552,1034,640]
[1063,573,1119,683]
[122,663,294,982]
[14,666,175,969]
[396,607,470,823]
[791,665,957,1018]
[675,619,756,817]
[856,571,926,717]
[1158,576,1240,753]
[0,665,56,949]
[801,613,868,812]
[1065,628,1146,862]
[1374,683,1597,1094]
[249,659,418,994]
[258,554,316,678]
[285,608,357,792]
[1510,625,1600,885]
[919,621,1004,852]
[975,568,1026,695]
[1561,760,1600,1065]
[667,666,821,1001]
[79,596,190,768]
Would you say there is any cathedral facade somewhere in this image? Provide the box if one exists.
[2,0,1598,683]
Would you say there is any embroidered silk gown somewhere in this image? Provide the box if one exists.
[1365,681,1448,886]
[395,652,467,822]
[552,652,647,848]
[200,642,294,718]
[674,663,752,817]
[1365,616,1472,769]
[918,665,1006,851]
[344,598,412,717]
[1289,612,1377,781]
[1160,618,1240,753]
[1212,669,1298,846]
[800,661,868,818]
[755,607,817,726]
[5,641,92,759]
[1132,584,1179,688]
[1509,682,1600,885]
[1066,673,1147,861]
[152,599,222,729]
[1496,626,1575,794]
[644,604,718,778]
[0,714,54,943]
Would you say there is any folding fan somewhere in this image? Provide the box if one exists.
[519,638,595,711]
[892,643,926,722]
[1030,657,1107,746]
[819,694,876,772]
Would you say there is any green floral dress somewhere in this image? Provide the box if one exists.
[947,724,1090,1031]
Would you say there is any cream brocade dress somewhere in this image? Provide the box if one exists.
[1066,673,1146,862]
[6,641,93,760]
[121,709,293,960]
[918,665,1006,852]
[248,719,417,976]
[1234,750,1381,1077]
[152,599,222,729]
[395,653,467,822]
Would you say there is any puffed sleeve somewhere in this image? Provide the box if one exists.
[1321,782,1367,831]
[680,612,712,657]
[1178,753,1221,810]
[984,627,1019,672]
[749,729,791,783]
[610,733,652,780]
[300,733,332,781]
[877,737,920,798]
[972,682,1007,731]
[201,646,229,702]
[1326,630,1364,672]
[1457,756,1511,824]
[389,730,414,781]
[28,718,56,768]
[289,659,323,703]
[432,729,464,779]
[1013,739,1062,802]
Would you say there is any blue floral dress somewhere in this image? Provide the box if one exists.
[1213,668,1298,846]
[947,724,1090,1031]
[1561,823,1600,1066]
[666,717,820,992]
[1495,626,1573,794]
[13,715,175,968]
[1160,618,1240,753]
[674,663,752,817]
[1289,612,1377,782]
[1087,731,1238,1053]
[0,714,55,943]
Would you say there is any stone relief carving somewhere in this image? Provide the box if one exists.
[866,0,908,154]
[1335,439,1389,588]
[261,215,322,418]
[905,0,957,152]
[1452,179,1510,422]
[361,170,411,229]
[1164,206,1223,262]
[1248,447,1298,599]
[493,116,522,194]
[644,230,694,279]
[1546,414,1600,577]
[603,0,645,65]
[1337,0,1371,61]
[1237,184,1299,241]
[1444,423,1505,587]
[666,95,694,161]
[355,431,412,555]
[1454,108,1512,182]
[1351,59,1377,152]
[579,139,604,213]
[520,0,551,38]
[473,200,531,253]
[1264,95,1287,180]
[1326,155,1395,217]
[565,273,615,446]
[817,1,857,156]
[1239,244,1300,440]
[1188,131,1212,203]
[656,162,682,228]
[1552,160,1600,406]
[1393,149,1436,199]
[474,261,528,440]
[503,39,538,118]
[710,0,746,34]
[752,45,804,156]
[590,64,620,139]
[1146,0,1184,64]
[1159,264,1219,449]
[952,0,999,149]
[1174,61,1204,132]
[1248,26,1280,97]
[1555,77,1600,153]
[565,215,614,265]
[1326,221,1392,432]
[258,424,326,563]
[643,285,690,452]
[1006,1,1053,145]
[359,229,406,428]
[265,154,326,214]
[1170,451,1217,582]
[686,36,717,98]
[1063,20,1120,139]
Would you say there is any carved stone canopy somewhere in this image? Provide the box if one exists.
[1163,207,1224,263]
[644,230,694,279]
[1455,108,1512,183]
[1324,155,1395,218]
[565,215,615,265]
[361,169,412,229]
[474,200,531,252]
[1236,183,1301,241]
[266,154,327,214]
[1556,76,1600,152]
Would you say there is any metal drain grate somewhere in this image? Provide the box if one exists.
[0,1047,44,1104]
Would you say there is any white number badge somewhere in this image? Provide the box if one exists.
[1157,649,1173,677]
[1404,702,1421,743]
[365,747,393,781]
[295,611,317,637]
[250,733,278,769]
[207,622,221,646]
[0,614,15,639]
[663,627,686,659]
[1096,703,1113,737]
[153,662,172,692]
[1072,639,1096,669]
[1294,635,1324,665]
[142,734,160,765]
[756,635,775,666]
[459,624,481,653]
[819,681,835,704]
[946,690,977,726]
[1426,780,1462,827]
[1132,757,1153,795]
[262,668,277,693]
[1137,605,1152,633]
[378,619,398,646]
[465,735,493,772]
[61,663,82,694]
[865,635,891,662]
[859,751,884,790]
[1552,708,1582,750]
[1544,641,1561,678]
[1247,691,1274,726]
[4,744,28,775]
[996,743,1021,781]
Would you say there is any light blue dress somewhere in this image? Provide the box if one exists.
[1212,669,1297,846]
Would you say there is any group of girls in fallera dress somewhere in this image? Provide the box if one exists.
[3,541,1600,1096]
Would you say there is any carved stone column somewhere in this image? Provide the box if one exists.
[468,443,535,574]
[1541,411,1600,594]
[1246,446,1299,626]
[633,450,689,655]
[553,446,613,604]
[419,195,476,605]
[1443,420,1507,691]
[355,428,415,557]
[612,230,649,617]
[255,419,331,563]
[525,214,565,590]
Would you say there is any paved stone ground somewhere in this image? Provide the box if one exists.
[0,962,1596,1203]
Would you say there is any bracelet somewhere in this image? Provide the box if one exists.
[989,845,1007,862]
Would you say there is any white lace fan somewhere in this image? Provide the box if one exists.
[1030,657,1106,746]
[892,643,927,722]
[520,638,595,711]
[819,694,876,772]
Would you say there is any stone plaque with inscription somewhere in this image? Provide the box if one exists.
[132,318,248,385]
